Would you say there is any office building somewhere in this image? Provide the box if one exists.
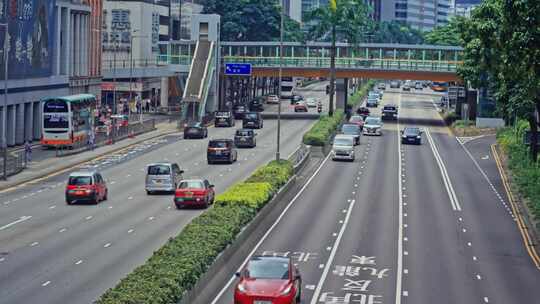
[381,0,451,30]
[454,0,482,17]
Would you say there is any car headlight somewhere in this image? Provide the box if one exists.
[402,135,407,138]
[237,283,247,293]
[417,135,421,139]
[280,284,292,295]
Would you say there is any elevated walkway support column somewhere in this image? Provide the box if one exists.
[336,78,348,111]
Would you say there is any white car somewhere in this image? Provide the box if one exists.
[306,97,317,108]
[332,135,355,161]
[363,116,383,136]
[266,95,279,104]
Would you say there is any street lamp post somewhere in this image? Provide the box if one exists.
[276,0,284,161]
[1,22,8,180]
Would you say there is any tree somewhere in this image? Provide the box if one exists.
[424,17,465,46]
[305,0,372,116]
[457,0,540,160]
[202,0,303,41]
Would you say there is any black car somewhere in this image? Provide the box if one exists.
[242,112,263,129]
[381,104,398,120]
[215,110,235,127]
[291,94,304,105]
[233,104,248,119]
[356,107,370,119]
[234,129,257,148]
[401,127,423,145]
[183,122,208,139]
[207,139,238,164]
[249,97,265,112]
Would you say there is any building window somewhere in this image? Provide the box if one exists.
[102,10,107,29]
[102,32,108,43]
[395,12,407,18]
[111,9,130,30]
[395,3,407,10]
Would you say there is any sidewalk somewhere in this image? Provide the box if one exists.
[0,121,180,192]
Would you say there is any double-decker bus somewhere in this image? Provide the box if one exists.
[280,76,298,99]
[431,81,449,92]
[41,94,97,147]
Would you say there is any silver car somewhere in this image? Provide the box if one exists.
[332,135,355,161]
[363,117,383,136]
[145,162,184,194]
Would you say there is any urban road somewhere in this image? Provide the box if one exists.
[208,89,540,304]
[0,83,326,304]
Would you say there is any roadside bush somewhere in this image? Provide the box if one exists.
[215,182,273,209]
[245,160,293,191]
[497,125,540,220]
[443,111,459,126]
[348,80,375,107]
[303,110,344,146]
[96,159,294,304]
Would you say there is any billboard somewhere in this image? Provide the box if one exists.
[0,0,56,79]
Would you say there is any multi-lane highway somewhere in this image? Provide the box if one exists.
[207,88,540,304]
[0,84,326,304]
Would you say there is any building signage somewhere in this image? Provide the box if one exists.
[225,63,252,76]
[0,0,57,79]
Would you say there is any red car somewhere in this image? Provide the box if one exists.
[293,102,308,112]
[174,179,215,209]
[65,171,108,205]
[349,115,365,130]
[234,256,302,304]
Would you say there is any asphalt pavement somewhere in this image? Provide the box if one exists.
[0,111,318,303]
[206,87,540,304]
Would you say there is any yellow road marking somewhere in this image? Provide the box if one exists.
[491,144,540,269]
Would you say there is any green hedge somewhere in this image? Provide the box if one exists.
[97,160,294,304]
[497,123,540,220]
[302,110,344,146]
[348,80,375,107]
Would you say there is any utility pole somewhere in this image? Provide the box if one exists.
[276,0,284,161]
[1,21,8,180]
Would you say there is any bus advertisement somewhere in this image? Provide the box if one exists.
[431,81,449,92]
[41,94,97,147]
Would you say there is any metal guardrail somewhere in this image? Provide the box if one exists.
[288,144,311,173]
[0,150,26,178]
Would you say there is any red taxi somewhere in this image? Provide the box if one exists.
[174,179,215,209]
[65,171,108,204]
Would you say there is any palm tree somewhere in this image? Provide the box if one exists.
[305,0,372,116]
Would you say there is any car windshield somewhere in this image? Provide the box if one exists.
[186,123,200,128]
[365,118,380,125]
[179,181,204,189]
[235,106,245,110]
[245,113,258,119]
[236,130,251,136]
[69,176,92,185]
[404,128,420,136]
[209,141,228,148]
[384,106,396,110]
[342,125,359,133]
[350,116,363,123]
[246,258,289,279]
[334,137,353,146]
[216,112,230,117]
[148,165,171,175]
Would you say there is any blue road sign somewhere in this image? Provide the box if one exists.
[225,63,252,76]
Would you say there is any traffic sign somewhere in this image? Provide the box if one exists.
[225,63,252,76]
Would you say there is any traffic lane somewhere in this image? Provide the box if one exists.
[432,132,540,303]
[0,119,315,304]
[397,93,449,134]
[211,151,366,304]
[312,131,400,304]
[212,132,393,304]
[401,134,485,304]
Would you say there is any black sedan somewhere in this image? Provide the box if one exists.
[249,98,265,112]
[234,129,257,148]
[233,104,248,119]
[183,122,208,139]
[401,127,423,145]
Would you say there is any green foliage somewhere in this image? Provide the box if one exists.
[424,17,465,46]
[348,80,375,107]
[202,0,303,41]
[215,182,273,209]
[245,160,294,191]
[497,126,540,220]
[96,160,294,304]
[443,112,460,126]
[303,110,344,146]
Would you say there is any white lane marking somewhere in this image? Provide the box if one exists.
[326,246,332,251]
[30,242,39,247]
[103,243,111,248]
[310,199,357,304]
[211,153,332,304]
[128,229,134,234]
[75,260,83,265]
[467,242,472,247]
[395,92,404,304]
[484,297,489,303]
[49,205,56,209]
[462,228,467,233]
[3,201,10,205]
[0,216,32,231]
[403,291,409,297]
[42,281,51,287]
[404,224,408,228]
[108,206,113,209]
[332,233,337,237]
[128,196,133,200]
[319,264,325,269]
[148,216,155,221]
[425,129,462,211]
[110,181,116,185]
[476,274,482,280]
[306,285,316,290]
[0,257,5,262]
[404,251,408,256]
[403,237,408,241]
[473,256,478,261]
[85,216,93,220]
[59,228,67,233]
[403,269,408,274]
